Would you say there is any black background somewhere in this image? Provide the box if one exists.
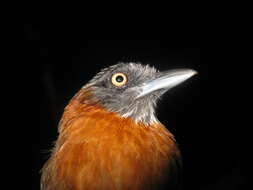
[12,3,251,190]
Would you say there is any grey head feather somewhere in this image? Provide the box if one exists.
[83,62,161,124]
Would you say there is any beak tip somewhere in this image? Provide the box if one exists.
[186,69,198,78]
[190,69,198,76]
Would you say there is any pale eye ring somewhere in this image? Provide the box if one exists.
[111,73,128,87]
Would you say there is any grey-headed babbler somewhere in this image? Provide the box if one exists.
[41,62,197,190]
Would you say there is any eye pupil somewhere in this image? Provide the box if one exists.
[116,75,124,82]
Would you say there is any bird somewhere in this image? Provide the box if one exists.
[41,62,197,190]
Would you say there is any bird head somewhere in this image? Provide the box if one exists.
[81,62,197,124]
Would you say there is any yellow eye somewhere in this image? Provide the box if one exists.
[111,73,128,87]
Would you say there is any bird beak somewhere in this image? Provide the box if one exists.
[136,69,197,98]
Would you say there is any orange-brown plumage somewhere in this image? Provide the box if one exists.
[41,90,180,190]
[41,63,196,190]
